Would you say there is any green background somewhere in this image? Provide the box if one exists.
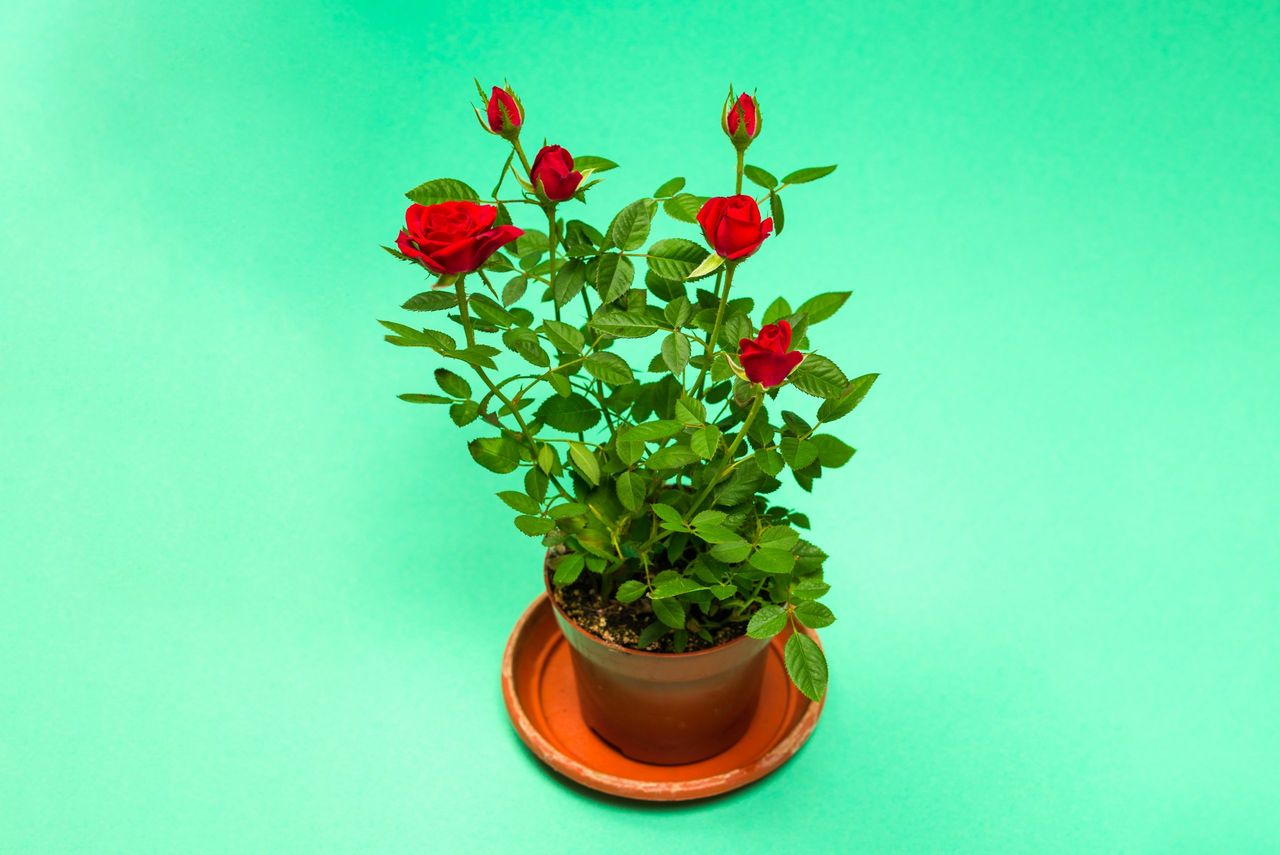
[3,0,1277,850]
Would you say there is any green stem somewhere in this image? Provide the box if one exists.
[735,148,744,194]
[546,205,561,322]
[692,263,735,397]
[686,391,762,516]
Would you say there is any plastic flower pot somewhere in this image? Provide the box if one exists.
[545,554,771,765]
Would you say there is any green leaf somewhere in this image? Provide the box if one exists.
[748,548,796,574]
[651,503,684,526]
[650,577,707,599]
[758,526,800,552]
[584,351,634,385]
[536,393,601,432]
[405,177,480,205]
[780,436,819,470]
[690,425,722,459]
[590,310,659,339]
[686,252,725,280]
[789,355,849,398]
[651,597,686,629]
[794,601,836,629]
[653,176,685,197]
[674,396,706,425]
[661,332,691,375]
[513,229,549,258]
[691,510,727,528]
[744,164,778,189]
[791,578,831,601]
[711,584,737,599]
[616,437,645,466]
[449,400,479,426]
[769,189,785,236]
[552,258,587,307]
[710,539,751,563]
[568,441,600,485]
[811,434,856,467]
[662,193,707,223]
[468,437,522,473]
[619,420,683,443]
[547,502,588,520]
[402,291,459,312]
[607,199,655,251]
[762,297,791,325]
[817,373,878,422]
[754,448,784,476]
[501,275,528,307]
[515,515,555,536]
[746,604,788,639]
[552,553,586,585]
[784,632,828,701]
[540,319,585,354]
[646,445,701,469]
[664,296,693,328]
[795,291,851,324]
[434,368,471,399]
[615,471,647,512]
[637,621,669,648]
[616,579,647,603]
[647,238,711,281]
[574,155,618,173]
[781,164,837,185]
[497,490,540,514]
[398,393,451,404]
[502,327,550,368]
[594,252,635,303]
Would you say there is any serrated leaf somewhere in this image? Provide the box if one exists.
[552,257,587,308]
[782,164,837,185]
[501,275,528,307]
[468,437,522,473]
[795,291,851,324]
[664,296,693,328]
[650,503,684,525]
[744,164,778,189]
[584,351,634,385]
[686,252,725,280]
[791,578,831,601]
[789,355,848,398]
[748,548,796,574]
[607,199,654,251]
[568,441,600,485]
[515,515,555,536]
[616,437,645,466]
[405,177,480,205]
[615,471,646,511]
[434,368,471,399]
[794,601,836,629]
[780,436,819,470]
[754,448,784,476]
[746,604,788,639]
[711,584,737,599]
[653,176,685,197]
[811,434,856,467]
[690,425,722,459]
[497,490,540,514]
[590,310,659,339]
[552,553,586,585]
[769,188,785,236]
[710,539,751,563]
[573,155,618,173]
[618,420,683,443]
[647,238,711,281]
[646,445,701,470]
[651,597,686,629]
[398,393,451,404]
[661,331,691,375]
[674,396,706,425]
[650,577,707,599]
[402,291,459,312]
[540,319,585,354]
[662,193,707,223]
[449,400,479,426]
[536,393,601,432]
[817,373,878,422]
[594,253,635,303]
[762,297,791,325]
[784,632,828,701]
[616,579,647,603]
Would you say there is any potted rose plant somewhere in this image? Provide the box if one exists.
[381,82,876,765]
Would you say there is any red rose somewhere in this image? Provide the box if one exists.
[530,145,583,202]
[395,201,524,275]
[739,320,804,387]
[485,87,523,134]
[723,92,761,142]
[697,195,773,260]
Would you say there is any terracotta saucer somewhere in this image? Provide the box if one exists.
[501,593,825,801]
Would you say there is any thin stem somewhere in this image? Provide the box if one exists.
[511,137,534,178]
[546,205,561,322]
[692,263,735,397]
[735,148,744,194]
[686,391,762,515]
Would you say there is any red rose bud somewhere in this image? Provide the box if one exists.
[739,320,804,388]
[396,201,523,275]
[483,86,523,136]
[697,195,773,260]
[530,145,583,202]
[721,90,761,148]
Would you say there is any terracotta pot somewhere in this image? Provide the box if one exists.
[546,555,771,765]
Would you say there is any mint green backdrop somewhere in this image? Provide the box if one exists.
[3,1,1277,851]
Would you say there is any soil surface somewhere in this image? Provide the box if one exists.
[550,564,748,653]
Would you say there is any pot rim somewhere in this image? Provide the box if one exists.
[543,549,762,660]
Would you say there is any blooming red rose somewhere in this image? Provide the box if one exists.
[395,201,523,275]
[739,320,804,387]
[485,87,523,134]
[530,145,583,202]
[697,195,773,260]
[723,92,760,141]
